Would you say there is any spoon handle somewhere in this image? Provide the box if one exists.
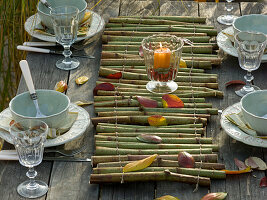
[40,0,52,10]
[19,60,36,96]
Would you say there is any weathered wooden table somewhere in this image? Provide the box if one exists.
[0,1,267,199]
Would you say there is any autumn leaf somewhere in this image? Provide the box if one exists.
[178,151,195,168]
[74,101,93,106]
[155,195,180,200]
[93,83,115,95]
[201,192,227,200]
[148,115,168,126]
[245,157,267,170]
[54,80,67,93]
[136,134,162,144]
[260,176,267,187]
[136,96,158,108]
[162,94,184,108]
[179,58,187,68]
[234,158,247,170]
[75,76,89,85]
[139,45,144,57]
[221,166,251,174]
[106,72,122,79]
[123,154,158,173]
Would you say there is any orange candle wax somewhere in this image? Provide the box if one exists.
[154,46,171,69]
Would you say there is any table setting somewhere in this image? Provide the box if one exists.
[1,0,267,199]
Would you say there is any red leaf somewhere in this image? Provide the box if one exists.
[201,192,227,200]
[260,176,267,187]
[162,94,184,108]
[234,158,247,170]
[106,72,122,79]
[136,96,158,108]
[139,46,144,57]
[225,80,245,87]
[178,152,195,168]
[93,83,115,95]
[245,157,259,169]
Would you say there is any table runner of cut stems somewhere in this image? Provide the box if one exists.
[90,15,226,187]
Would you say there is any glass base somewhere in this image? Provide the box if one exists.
[56,58,80,71]
[217,15,238,25]
[235,85,260,97]
[146,81,178,94]
[17,180,48,199]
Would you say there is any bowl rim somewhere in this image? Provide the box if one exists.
[233,14,267,33]
[9,89,70,119]
[241,90,267,120]
[37,0,87,16]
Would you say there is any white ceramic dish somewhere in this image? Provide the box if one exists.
[0,103,90,147]
[217,26,267,63]
[24,10,105,43]
[220,102,267,148]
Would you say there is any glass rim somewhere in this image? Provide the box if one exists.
[50,6,79,16]
[234,31,267,44]
[9,119,49,139]
[141,34,184,52]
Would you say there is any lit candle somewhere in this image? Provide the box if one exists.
[154,43,171,69]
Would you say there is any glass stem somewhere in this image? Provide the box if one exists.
[63,45,72,64]
[26,167,38,190]
[244,71,254,90]
[226,1,233,15]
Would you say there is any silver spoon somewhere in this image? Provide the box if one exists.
[40,0,52,10]
[19,60,46,118]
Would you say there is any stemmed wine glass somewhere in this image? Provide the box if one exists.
[50,6,79,70]
[234,31,267,97]
[10,119,48,198]
[217,0,238,25]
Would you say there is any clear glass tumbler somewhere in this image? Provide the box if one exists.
[234,31,267,97]
[142,34,184,94]
[10,119,48,198]
[217,0,238,25]
[50,6,79,70]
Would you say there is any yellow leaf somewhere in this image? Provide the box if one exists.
[123,154,158,173]
[148,115,168,126]
[155,195,180,200]
[74,101,94,106]
[75,76,89,85]
[162,94,184,108]
[54,81,67,93]
[221,166,251,174]
[80,11,92,25]
[179,58,187,68]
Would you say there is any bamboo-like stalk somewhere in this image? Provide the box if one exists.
[97,78,219,89]
[92,167,225,179]
[91,115,207,126]
[94,99,212,108]
[94,95,206,103]
[99,67,205,73]
[90,171,210,186]
[95,135,213,144]
[91,154,218,166]
[95,146,213,155]
[104,31,208,37]
[106,23,214,29]
[102,44,213,54]
[102,35,210,43]
[97,132,202,138]
[118,16,207,23]
[95,141,218,151]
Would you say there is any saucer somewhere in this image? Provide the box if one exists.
[217,26,267,63]
[24,10,105,43]
[220,102,267,148]
[0,103,90,147]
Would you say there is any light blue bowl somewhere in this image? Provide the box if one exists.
[37,0,87,29]
[9,90,70,128]
[241,90,267,135]
[233,14,267,36]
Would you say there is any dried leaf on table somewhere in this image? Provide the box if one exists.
[245,157,267,170]
[234,158,247,170]
[179,58,187,68]
[80,11,92,25]
[74,101,94,106]
[225,80,246,88]
[106,72,122,79]
[200,192,227,200]
[260,176,267,187]
[155,195,180,200]
[136,134,162,144]
[139,46,144,57]
[75,76,89,85]
[221,166,251,174]
[178,151,195,168]
[136,96,158,108]
[123,154,158,173]
[54,81,68,93]
[148,115,168,126]
[93,83,115,95]
[162,94,184,108]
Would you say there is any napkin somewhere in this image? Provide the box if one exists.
[225,112,257,136]
[0,150,18,160]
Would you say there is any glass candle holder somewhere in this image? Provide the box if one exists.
[141,34,184,94]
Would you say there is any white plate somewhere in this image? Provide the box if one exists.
[24,10,105,43]
[220,102,267,148]
[217,26,267,63]
[0,103,90,147]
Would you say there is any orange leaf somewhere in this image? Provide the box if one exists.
[54,81,68,93]
[106,72,122,79]
[179,58,187,68]
[93,83,115,95]
[136,96,158,108]
[221,166,251,174]
[162,94,184,108]
[148,115,168,126]
[123,154,158,172]
[201,192,227,200]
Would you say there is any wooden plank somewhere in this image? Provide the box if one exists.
[120,0,160,16]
